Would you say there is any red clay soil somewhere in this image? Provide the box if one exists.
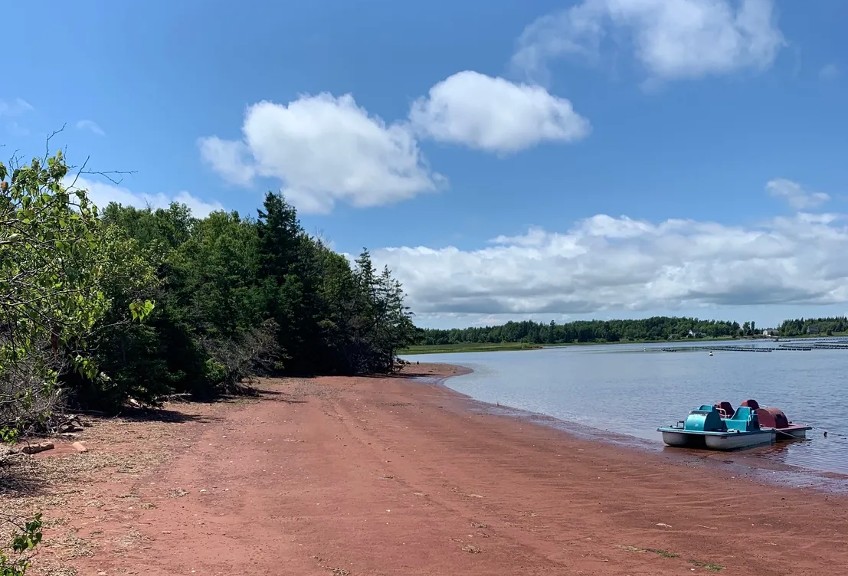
[33,364,848,575]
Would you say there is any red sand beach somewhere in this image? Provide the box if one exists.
[12,363,848,575]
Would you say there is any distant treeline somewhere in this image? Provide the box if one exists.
[778,316,848,336]
[416,317,743,345]
[418,315,848,346]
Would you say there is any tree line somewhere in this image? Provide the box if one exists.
[416,317,745,345]
[418,316,848,347]
[778,316,848,337]
[1,151,416,435]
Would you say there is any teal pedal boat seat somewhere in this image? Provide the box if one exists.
[683,405,727,432]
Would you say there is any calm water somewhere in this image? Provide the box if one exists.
[403,342,848,483]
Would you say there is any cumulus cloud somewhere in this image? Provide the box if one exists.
[199,94,443,214]
[766,178,830,210]
[198,137,256,187]
[199,72,599,211]
[75,119,106,136]
[66,176,224,218]
[512,0,784,84]
[373,197,848,322]
[409,71,590,154]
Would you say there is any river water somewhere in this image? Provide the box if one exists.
[403,341,848,486]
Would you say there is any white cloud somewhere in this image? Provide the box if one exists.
[409,71,590,154]
[512,0,784,83]
[198,137,256,187]
[199,94,442,214]
[200,73,599,212]
[75,119,106,136]
[373,185,848,323]
[766,178,830,210]
[0,98,33,117]
[820,63,840,81]
[65,176,224,218]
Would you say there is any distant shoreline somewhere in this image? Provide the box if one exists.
[401,335,782,355]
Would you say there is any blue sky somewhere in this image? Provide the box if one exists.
[2,0,847,328]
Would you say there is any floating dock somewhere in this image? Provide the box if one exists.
[656,337,848,353]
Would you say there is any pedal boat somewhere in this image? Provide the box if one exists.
[658,405,775,450]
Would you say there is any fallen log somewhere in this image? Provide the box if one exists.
[19,441,54,455]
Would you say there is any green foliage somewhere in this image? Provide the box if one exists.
[0,427,19,444]
[779,316,848,337]
[85,190,415,409]
[348,253,417,372]
[0,514,42,576]
[2,147,417,427]
[254,193,415,375]
[0,154,126,428]
[0,151,157,424]
[416,317,742,346]
[129,300,155,321]
[256,193,315,372]
[172,211,264,341]
[0,154,106,361]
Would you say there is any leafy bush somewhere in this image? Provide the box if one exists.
[0,514,43,576]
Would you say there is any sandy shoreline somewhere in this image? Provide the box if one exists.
[4,362,846,575]
[426,362,848,494]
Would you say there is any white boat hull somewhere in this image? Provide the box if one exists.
[771,425,812,440]
[661,430,693,447]
[703,430,775,450]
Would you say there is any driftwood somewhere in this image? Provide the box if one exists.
[0,442,52,458]
[19,441,54,455]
